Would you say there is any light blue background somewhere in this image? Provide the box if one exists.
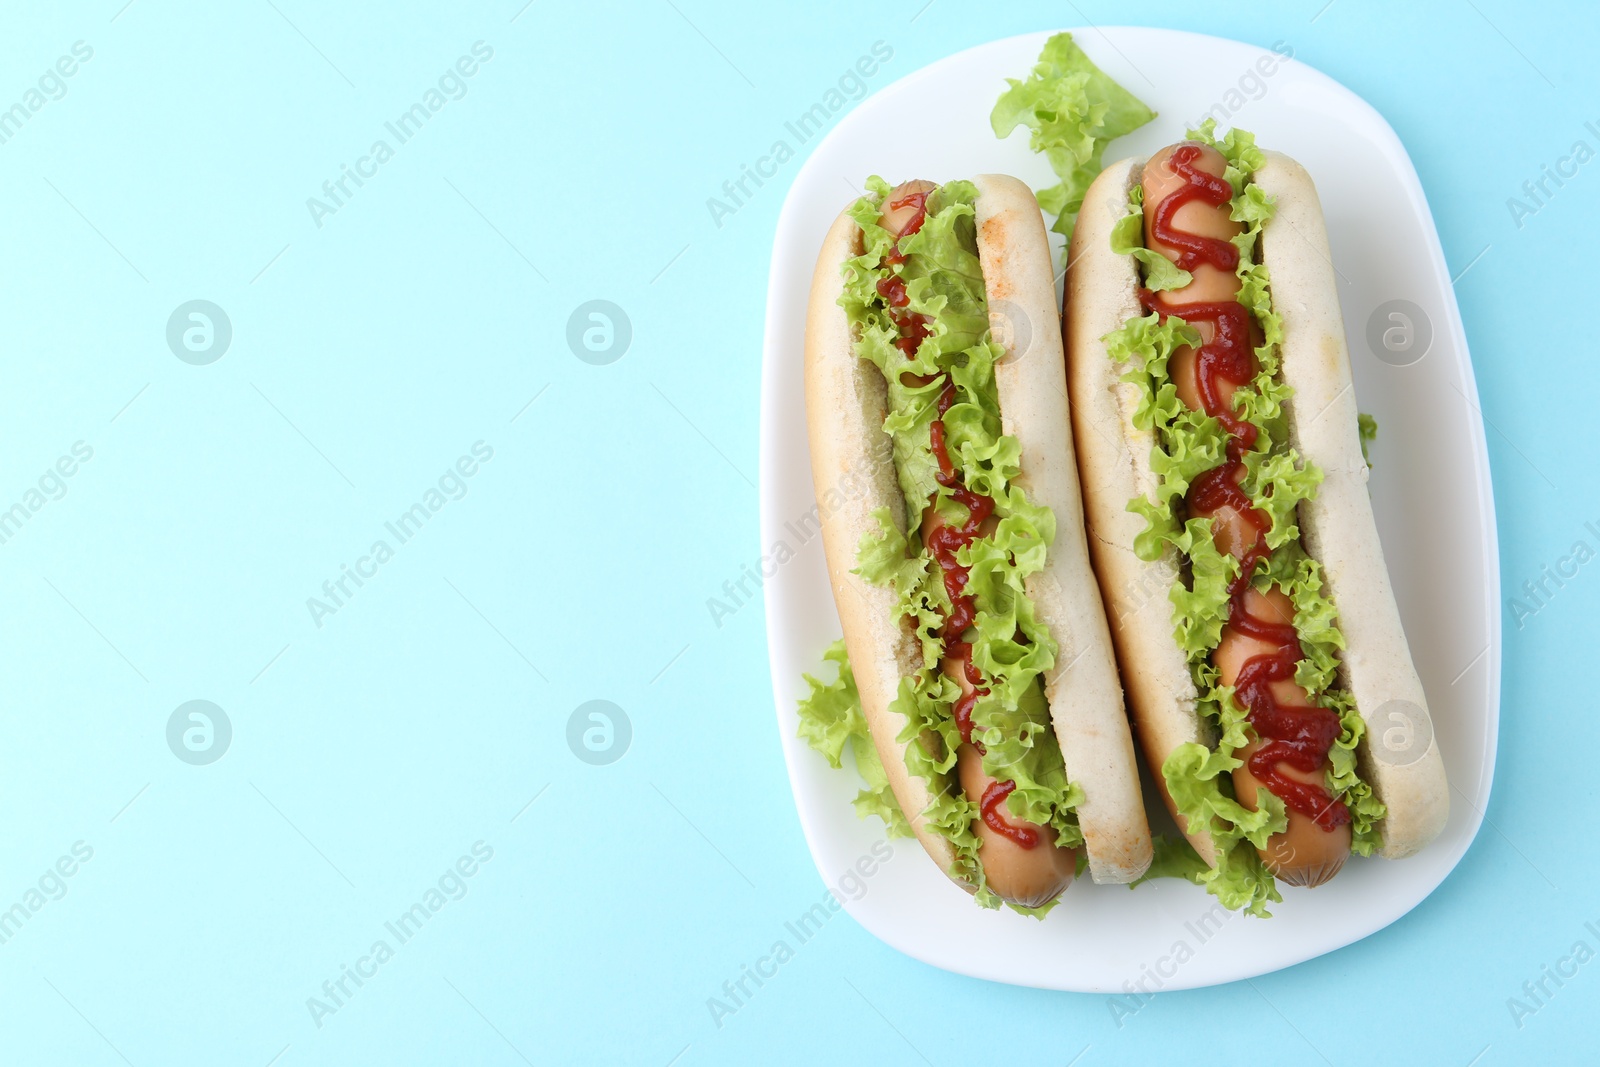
[0,1,1590,1063]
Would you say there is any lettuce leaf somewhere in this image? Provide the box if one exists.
[1190,119,1267,195]
[795,640,912,839]
[1358,413,1377,467]
[990,32,1155,239]
[1325,689,1385,855]
[1102,123,1386,913]
[1109,184,1192,292]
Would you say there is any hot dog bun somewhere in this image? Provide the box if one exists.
[1066,149,1449,874]
[804,174,1152,898]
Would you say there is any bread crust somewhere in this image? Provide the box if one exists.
[802,178,1153,892]
[1065,151,1449,867]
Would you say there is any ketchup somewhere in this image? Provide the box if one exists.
[1142,149,1349,831]
[876,276,930,358]
[1151,145,1239,272]
[1141,296,1257,442]
[875,194,1040,850]
[927,381,994,750]
[981,780,1040,849]
[881,189,929,265]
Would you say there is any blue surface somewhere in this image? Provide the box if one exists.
[0,1,1589,1064]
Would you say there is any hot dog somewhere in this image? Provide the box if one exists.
[1065,124,1450,913]
[796,174,1152,913]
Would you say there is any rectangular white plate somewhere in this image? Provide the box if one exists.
[760,27,1499,991]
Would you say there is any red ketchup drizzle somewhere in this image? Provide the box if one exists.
[1142,297,1257,442]
[1151,145,1239,272]
[876,276,930,358]
[926,383,994,752]
[881,189,929,265]
[1142,149,1350,831]
[877,198,1037,849]
[980,780,1040,849]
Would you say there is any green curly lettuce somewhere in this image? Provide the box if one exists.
[795,640,912,838]
[991,32,1156,240]
[1110,185,1192,292]
[1358,413,1378,467]
[1103,123,1387,912]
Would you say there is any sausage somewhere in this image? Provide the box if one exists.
[879,179,937,234]
[882,181,1076,908]
[1140,146,1349,887]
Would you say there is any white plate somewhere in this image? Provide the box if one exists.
[760,27,1499,992]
